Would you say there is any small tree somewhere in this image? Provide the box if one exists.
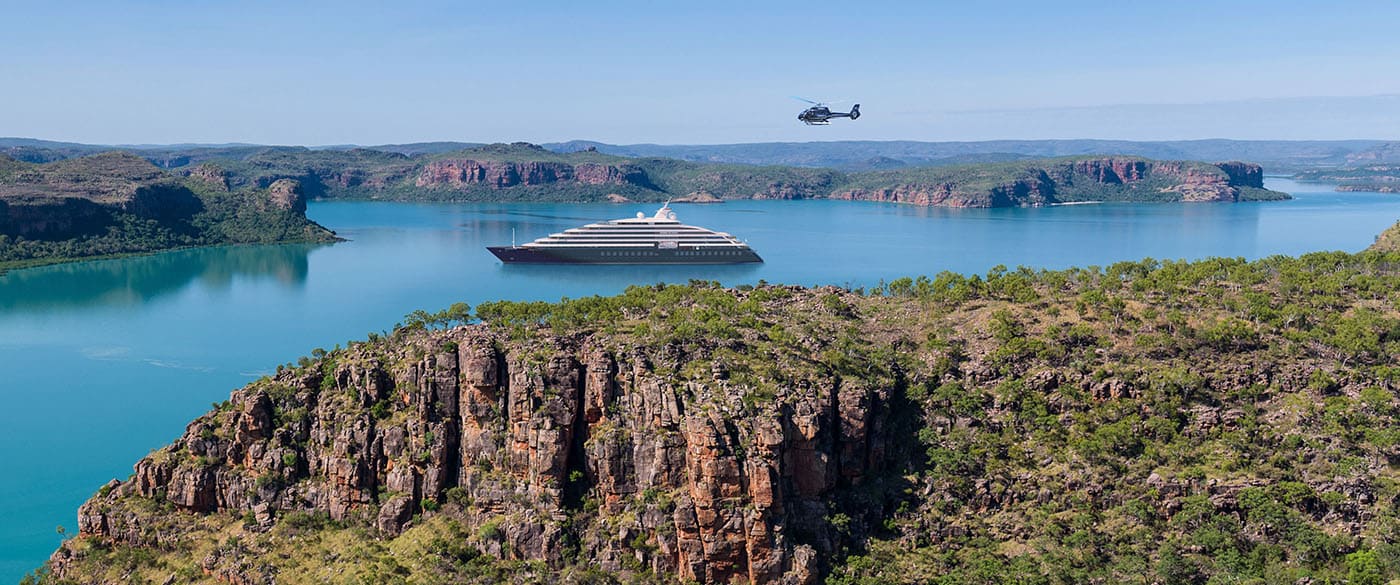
[1346,550,1383,585]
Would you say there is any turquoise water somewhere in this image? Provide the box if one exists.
[2,177,1399,580]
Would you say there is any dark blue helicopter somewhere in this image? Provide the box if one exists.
[794,97,861,125]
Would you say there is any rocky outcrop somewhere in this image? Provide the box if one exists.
[265,178,306,213]
[1215,160,1265,188]
[189,163,230,192]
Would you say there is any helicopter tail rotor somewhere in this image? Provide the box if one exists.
[849,104,860,120]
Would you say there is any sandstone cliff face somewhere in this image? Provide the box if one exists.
[415,159,650,191]
[1068,158,1148,184]
[0,198,113,239]
[1142,161,1240,202]
[71,323,899,584]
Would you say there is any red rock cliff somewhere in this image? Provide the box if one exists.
[415,159,648,190]
[71,321,898,584]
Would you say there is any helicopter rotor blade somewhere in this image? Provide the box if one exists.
[790,96,820,105]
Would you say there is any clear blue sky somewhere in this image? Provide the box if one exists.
[3,0,1399,145]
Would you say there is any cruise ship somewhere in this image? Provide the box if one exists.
[487,203,762,264]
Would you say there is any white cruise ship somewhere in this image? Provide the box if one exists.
[487,203,762,264]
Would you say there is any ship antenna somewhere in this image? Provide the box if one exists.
[512,227,516,248]
[654,199,675,220]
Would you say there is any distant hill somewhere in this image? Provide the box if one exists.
[542,139,1388,171]
[1345,142,1400,165]
[361,142,484,156]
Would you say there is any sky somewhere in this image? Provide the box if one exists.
[2,0,1400,145]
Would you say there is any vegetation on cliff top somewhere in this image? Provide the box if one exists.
[0,153,338,273]
[36,243,1400,584]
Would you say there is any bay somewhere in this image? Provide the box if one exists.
[1,177,1398,580]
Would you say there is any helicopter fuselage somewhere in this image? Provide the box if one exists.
[797,103,860,125]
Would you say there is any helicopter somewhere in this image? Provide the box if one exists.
[794,97,861,125]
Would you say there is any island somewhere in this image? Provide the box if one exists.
[34,237,1400,584]
[0,152,337,273]
[1294,165,1400,193]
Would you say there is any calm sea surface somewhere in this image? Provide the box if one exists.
[2,178,1398,579]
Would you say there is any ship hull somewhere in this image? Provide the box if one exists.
[488,246,763,264]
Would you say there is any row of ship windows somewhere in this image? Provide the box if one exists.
[676,250,745,256]
[579,226,701,230]
[600,250,745,257]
